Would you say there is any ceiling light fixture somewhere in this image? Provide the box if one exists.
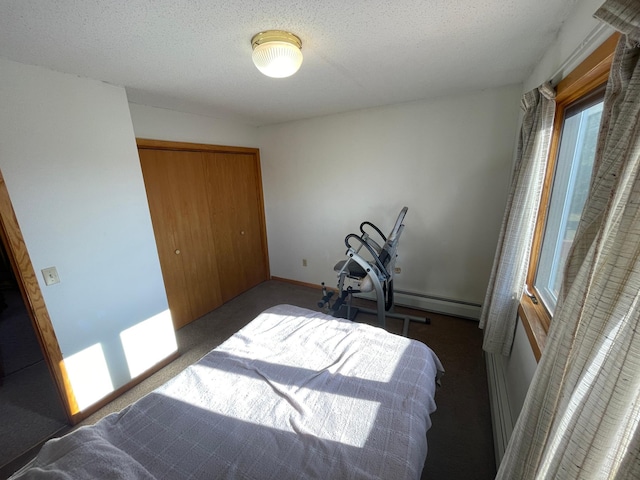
[251,30,303,78]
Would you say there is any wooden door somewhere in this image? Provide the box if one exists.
[139,149,223,329]
[204,152,269,302]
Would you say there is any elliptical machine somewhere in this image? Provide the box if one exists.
[318,207,429,336]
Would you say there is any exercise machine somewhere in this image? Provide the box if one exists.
[318,207,429,336]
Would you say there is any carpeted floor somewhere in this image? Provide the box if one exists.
[0,363,68,469]
[0,290,44,377]
[0,289,68,475]
[5,279,496,479]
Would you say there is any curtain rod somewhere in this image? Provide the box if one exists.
[549,23,613,86]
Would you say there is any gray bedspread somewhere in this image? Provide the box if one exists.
[11,304,444,479]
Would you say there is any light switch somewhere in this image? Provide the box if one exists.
[42,266,60,286]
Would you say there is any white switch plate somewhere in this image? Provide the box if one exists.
[42,266,60,286]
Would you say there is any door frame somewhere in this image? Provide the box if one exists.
[0,170,77,423]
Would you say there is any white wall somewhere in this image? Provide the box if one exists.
[128,85,522,317]
[0,58,175,410]
[525,0,614,92]
[129,103,258,147]
[258,85,522,314]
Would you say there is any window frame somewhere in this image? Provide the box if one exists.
[519,33,619,362]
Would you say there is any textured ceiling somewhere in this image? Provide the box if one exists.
[0,0,579,126]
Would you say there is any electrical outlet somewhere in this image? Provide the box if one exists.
[42,266,60,286]
[302,259,308,267]
[394,267,401,274]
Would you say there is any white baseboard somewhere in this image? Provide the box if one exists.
[485,352,514,468]
[355,290,482,320]
[393,291,481,320]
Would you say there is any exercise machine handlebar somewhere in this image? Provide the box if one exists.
[344,233,390,278]
[359,221,386,243]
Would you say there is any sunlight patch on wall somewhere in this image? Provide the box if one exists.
[64,343,113,411]
[120,309,177,379]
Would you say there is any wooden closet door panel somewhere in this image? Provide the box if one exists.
[139,149,222,329]
[139,149,191,327]
[172,154,223,323]
[205,152,269,302]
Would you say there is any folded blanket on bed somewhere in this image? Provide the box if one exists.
[12,428,156,479]
[11,304,444,480]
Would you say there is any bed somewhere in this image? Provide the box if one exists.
[11,304,444,479]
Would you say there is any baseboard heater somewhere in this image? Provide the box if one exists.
[485,352,513,468]
[355,289,482,320]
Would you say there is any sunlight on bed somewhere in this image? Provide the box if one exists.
[158,361,383,448]
[149,308,419,448]
[12,305,441,479]
[233,311,412,383]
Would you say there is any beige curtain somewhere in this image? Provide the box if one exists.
[497,2,640,478]
[479,84,555,356]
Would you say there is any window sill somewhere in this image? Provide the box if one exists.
[518,294,550,362]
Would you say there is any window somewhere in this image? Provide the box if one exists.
[534,88,604,313]
[519,33,619,360]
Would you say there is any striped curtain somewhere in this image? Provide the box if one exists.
[497,2,640,478]
[479,84,555,356]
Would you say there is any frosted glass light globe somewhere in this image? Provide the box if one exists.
[251,31,303,78]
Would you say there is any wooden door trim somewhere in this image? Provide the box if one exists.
[0,170,78,423]
[253,149,271,280]
[137,138,259,156]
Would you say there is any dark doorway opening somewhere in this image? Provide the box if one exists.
[0,239,68,473]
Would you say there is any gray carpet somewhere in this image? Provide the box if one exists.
[0,362,68,468]
[0,287,69,475]
[0,289,44,376]
[7,280,496,479]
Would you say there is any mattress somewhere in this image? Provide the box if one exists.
[11,304,444,479]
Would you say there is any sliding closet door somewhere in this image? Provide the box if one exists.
[139,149,223,329]
[204,152,269,302]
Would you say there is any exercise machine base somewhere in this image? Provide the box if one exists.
[333,301,430,337]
